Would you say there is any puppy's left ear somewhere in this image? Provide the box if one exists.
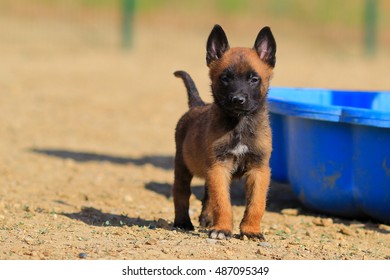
[254,27,276,68]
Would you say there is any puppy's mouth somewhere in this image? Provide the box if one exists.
[224,102,258,117]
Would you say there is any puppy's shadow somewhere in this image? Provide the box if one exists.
[61,206,203,237]
[61,207,156,228]
[30,148,174,170]
[267,182,302,212]
[145,181,246,206]
[145,181,301,210]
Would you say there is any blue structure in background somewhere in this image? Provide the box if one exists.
[268,87,390,224]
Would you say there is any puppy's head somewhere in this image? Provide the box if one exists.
[206,25,276,117]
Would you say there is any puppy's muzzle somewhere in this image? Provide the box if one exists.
[230,94,247,105]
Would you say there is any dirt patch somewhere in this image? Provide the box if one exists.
[0,12,389,260]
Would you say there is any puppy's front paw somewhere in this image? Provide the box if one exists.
[240,231,266,241]
[209,229,232,240]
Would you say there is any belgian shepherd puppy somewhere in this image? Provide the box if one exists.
[173,24,276,240]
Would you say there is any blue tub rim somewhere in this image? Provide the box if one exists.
[268,87,390,128]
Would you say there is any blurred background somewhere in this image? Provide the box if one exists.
[1,0,389,90]
[1,0,389,155]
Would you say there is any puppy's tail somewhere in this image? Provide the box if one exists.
[174,70,206,108]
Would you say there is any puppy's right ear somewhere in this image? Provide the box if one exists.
[206,24,230,66]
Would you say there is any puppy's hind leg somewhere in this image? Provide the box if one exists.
[172,155,194,230]
[199,184,213,228]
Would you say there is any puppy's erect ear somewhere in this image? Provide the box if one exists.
[206,24,230,66]
[254,26,276,68]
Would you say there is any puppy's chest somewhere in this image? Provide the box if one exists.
[229,143,249,157]
[215,130,262,177]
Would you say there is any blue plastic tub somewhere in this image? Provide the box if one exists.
[268,87,390,224]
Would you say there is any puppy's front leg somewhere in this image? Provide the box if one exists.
[207,162,233,240]
[240,165,270,240]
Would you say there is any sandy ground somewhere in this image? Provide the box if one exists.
[0,11,390,260]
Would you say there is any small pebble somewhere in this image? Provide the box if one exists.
[270,224,279,230]
[349,222,365,228]
[312,218,322,226]
[78,252,88,259]
[340,227,354,236]
[206,238,217,244]
[24,236,35,245]
[378,224,390,232]
[313,218,333,227]
[258,242,271,248]
[338,242,347,248]
[161,249,169,254]
[336,234,345,241]
[31,251,38,257]
[321,218,334,227]
[281,208,299,216]
[145,238,157,245]
[224,249,233,256]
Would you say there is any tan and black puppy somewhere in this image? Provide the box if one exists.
[173,24,276,240]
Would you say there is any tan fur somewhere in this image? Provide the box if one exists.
[240,165,271,235]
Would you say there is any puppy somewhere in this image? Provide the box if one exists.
[173,24,276,240]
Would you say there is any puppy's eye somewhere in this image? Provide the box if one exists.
[249,75,260,84]
[220,75,230,85]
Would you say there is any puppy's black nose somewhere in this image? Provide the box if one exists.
[231,95,246,105]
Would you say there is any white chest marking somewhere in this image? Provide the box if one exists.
[230,143,249,157]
